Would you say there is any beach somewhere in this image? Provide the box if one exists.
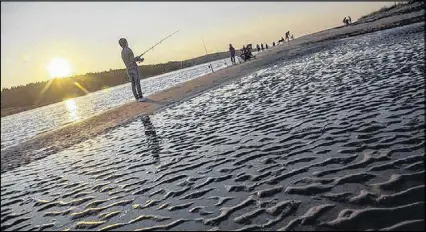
[1,4,425,231]
[1,4,424,173]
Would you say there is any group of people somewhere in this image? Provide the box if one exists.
[229,43,255,64]
[228,30,296,65]
[343,16,352,26]
[241,44,255,61]
[256,43,270,52]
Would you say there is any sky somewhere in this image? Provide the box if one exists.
[1,1,394,89]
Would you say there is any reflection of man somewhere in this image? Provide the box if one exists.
[140,115,160,160]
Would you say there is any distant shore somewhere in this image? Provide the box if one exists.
[1,2,424,173]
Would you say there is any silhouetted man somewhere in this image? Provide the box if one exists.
[266,44,269,49]
[229,44,236,64]
[256,44,260,52]
[261,43,264,51]
[119,38,145,102]
[348,16,352,24]
[273,41,276,47]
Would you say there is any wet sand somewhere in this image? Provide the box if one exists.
[1,19,424,231]
[1,6,424,173]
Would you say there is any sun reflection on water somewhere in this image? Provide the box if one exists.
[65,99,80,121]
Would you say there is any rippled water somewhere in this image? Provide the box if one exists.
[1,23,424,231]
[1,59,230,150]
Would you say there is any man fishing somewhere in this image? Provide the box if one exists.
[119,38,145,102]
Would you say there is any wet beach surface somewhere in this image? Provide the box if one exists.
[1,23,424,231]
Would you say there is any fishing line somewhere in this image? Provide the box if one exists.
[138,30,180,57]
[201,37,214,73]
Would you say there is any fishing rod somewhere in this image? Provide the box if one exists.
[138,30,180,58]
[201,37,214,73]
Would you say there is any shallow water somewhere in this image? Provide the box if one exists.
[1,23,424,231]
[1,59,230,151]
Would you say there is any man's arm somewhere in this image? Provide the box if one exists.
[123,48,135,66]
[126,48,144,63]
[128,49,136,62]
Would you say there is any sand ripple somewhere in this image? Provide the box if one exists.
[1,23,424,230]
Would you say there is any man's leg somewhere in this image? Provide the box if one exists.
[129,70,140,100]
[130,78,139,100]
[134,68,143,99]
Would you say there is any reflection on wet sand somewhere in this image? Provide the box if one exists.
[140,115,161,162]
[65,99,80,121]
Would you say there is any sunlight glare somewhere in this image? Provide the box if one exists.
[47,57,72,79]
[64,98,80,121]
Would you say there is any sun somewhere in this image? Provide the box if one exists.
[47,57,72,79]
